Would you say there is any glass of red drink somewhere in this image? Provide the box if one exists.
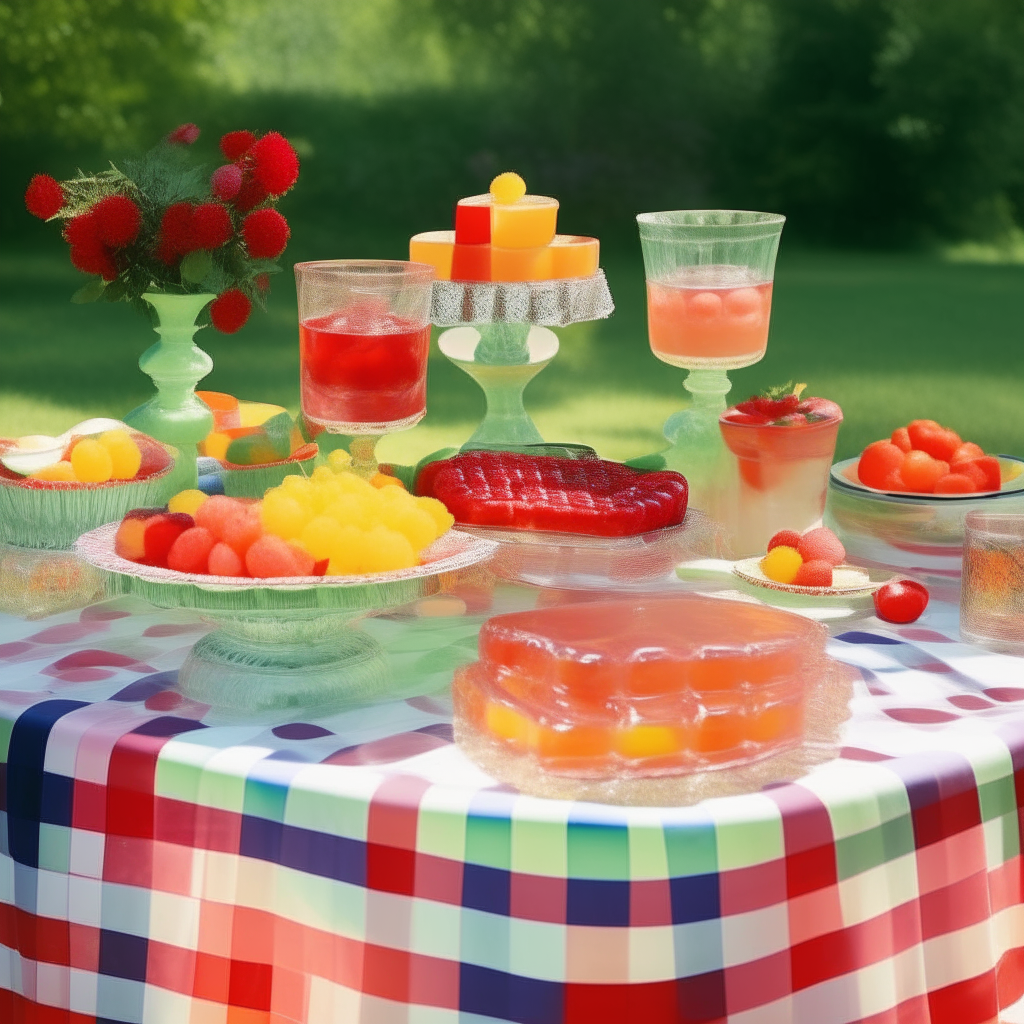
[295,260,435,435]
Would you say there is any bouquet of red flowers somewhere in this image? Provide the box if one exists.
[24,123,300,334]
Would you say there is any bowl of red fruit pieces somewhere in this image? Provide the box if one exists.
[827,419,1024,559]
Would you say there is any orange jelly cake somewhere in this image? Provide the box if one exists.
[409,172,600,283]
[454,594,828,778]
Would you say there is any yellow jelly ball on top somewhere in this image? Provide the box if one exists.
[70,438,113,484]
[760,546,803,585]
[489,171,527,205]
[168,489,208,517]
[327,448,352,472]
[98,429,142,479]
[30,461,77,483]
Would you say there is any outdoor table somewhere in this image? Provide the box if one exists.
[2,582,1024,1024]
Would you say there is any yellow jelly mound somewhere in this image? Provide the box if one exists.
[27,429,142,485]
[489,171,527,205]
[259,465,455,576]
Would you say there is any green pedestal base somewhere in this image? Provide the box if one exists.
[439,325,559,447]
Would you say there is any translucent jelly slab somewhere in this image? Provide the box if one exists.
[453,594,828,778]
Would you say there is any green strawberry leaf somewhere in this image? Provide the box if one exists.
[70,277,107,303]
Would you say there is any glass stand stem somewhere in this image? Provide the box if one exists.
[661,369,736,525]
[348,435,382,479]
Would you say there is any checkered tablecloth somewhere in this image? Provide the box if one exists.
[3,588,1024,1024]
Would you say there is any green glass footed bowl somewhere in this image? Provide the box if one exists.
[0,438,185,550]
[75,523,497,714]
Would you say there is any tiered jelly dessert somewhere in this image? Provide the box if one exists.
[454,594,828,778]
[719,386,843,556]
[113,453,455,578]
[855,419,1005,494]
[409,172,599,282]
[197,391,314,466]
[416,450,688,537]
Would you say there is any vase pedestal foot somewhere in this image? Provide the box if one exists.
[439,325,559,448]
[178,613,390,713]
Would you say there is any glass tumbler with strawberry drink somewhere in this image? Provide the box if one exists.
[636,211,785,525]
[296,260,435,476]
[719,386,843,556]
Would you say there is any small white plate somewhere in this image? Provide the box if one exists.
[732,557,886,597]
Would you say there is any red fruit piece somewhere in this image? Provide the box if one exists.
[210,289,251,334]
[874,579,929,624]
[891,427,912,453]
[858,441,905,489]
[797,527,845,566]
[734,394,800,422]
[220,130,257,161]
[934,474,977,494]
[245,535,301,577]
[793,559,833,587]
[421,451,689,537]
[907,421,961,461]
[208,542,246,577]
[288,542,315,576]
[767,529,802,552]
[900,451,949,493]
[312,558,329,577]
[195,495,249,540]
[797,397,842,421]
[115,508,162,562]
[951,442,985,465]
[143,513,194,567]
[220,508,262,555]
[167,527,216,574]
[961,456,1001,491]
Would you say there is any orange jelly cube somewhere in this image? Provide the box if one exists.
[410,230,455,280]
[548,235,600,279]
[456,194,559,250]
[197,391,241,431]
[490,246,551,282]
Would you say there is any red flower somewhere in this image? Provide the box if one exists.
[211,164,242,201]
[242,208,290,259]
[69,236,118,281]
[63,213,99,247]
[249,132,300,195]
[191,203,233,250]
[156,202,195,263]
[25,174,64,220]
[91,194,141,247]
[232,175,268,213]
[210,289,251,334]
[167,123,201,145]
[220,130,256,162]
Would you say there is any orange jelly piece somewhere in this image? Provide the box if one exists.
[453,595,826,777]
[409,230,455,280]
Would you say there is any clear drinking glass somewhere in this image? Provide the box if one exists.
[637,210,785,370]
[295,260,435,435]
[960,512,1024,651]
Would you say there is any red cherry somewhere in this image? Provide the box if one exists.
[767,529,802,552]
[873,579,929,624]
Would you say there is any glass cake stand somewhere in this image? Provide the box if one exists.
[430,272,614,448]
[75,523,497,714]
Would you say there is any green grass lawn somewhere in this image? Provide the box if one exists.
[1,244,1021,467]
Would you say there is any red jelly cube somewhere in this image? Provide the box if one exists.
[421,450,688,537]
[451,244,491,281]
[454,198,491,244]
[142,512,194,567]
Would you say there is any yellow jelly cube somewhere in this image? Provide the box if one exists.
[201,431,231,462]
[30,460,77,483]
[416,497,455,537]
[237,402,287,428]
[98,429,142,480]
[491,195,558,249]
[324,494,374,531]
[485,702,536,748]
[615,725,680,759]
[69,438,113,484]
[168,489,208,517]
[300,516,344,560]
[325,525,369,575]
[382,505,437,553]
[361,526,417,573]
[548,235,600,280]
[260,492,309,540]
[409,231,455,281]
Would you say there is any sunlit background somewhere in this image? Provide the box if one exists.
[2,0,1022,464]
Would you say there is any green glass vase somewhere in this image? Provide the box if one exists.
[124,292,216,489]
